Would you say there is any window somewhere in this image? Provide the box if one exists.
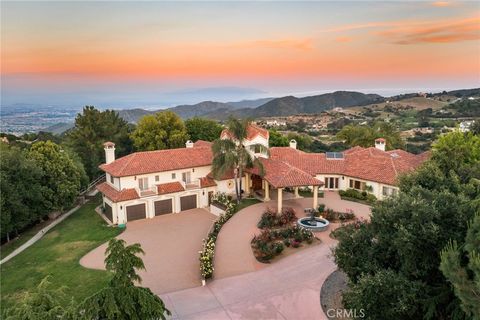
[349,179,365,190]
[325,177,339,189]
[172,173,176,179]
[155,175,159,182]
[110,175,114,184]
[382,186,398,197]
[182,172,191,184]
[138,177,148,190]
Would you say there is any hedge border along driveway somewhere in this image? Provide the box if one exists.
[0,198,122,309]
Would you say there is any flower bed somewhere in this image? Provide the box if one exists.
[199,193,237,280]
[316,204,356,222]
[251,207,318,263]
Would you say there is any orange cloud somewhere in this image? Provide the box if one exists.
[233,38,314,51]
[376,16,480,44]
[335,36,352,43]
[432,1,452,7]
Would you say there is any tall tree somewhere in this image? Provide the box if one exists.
[211,118,263,202]
[0,144,45,241]
[333,131,479,319]
[185,117,223,142]
[67,106,133,179]
[27,141,86,212]
[268,129,289,147]
[79,239,170,320]
[131,111,189,151]
[440,213,480,318]
[336,122,404,150]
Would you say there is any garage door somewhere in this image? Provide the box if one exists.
[104,203,113,223]
[126,203,146,221]
[180,195,197,211]
[154,199,173,216]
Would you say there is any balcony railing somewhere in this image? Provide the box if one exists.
[138,186,157,197]
[182,179,201,190]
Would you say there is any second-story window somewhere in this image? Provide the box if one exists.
[172,173,176,179]
[110,175,114,184]
[138,177,148,190]
[182,171,191,184]
[155,175,159,182]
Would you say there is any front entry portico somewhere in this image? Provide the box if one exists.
[249,173,322,212]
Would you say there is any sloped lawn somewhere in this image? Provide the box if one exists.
[0,198,122,309]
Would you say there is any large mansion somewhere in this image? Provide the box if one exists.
[97,125,428,225]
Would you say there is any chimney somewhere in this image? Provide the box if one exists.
[289,139,297,149]
[375,138,386,151]
[185,140,194,148]
[104,141,116,164]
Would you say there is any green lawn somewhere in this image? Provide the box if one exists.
[237,198,261,211]
[0,199,122,310]
[1,221,51,260]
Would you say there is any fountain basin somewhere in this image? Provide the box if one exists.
[297,217,330,232]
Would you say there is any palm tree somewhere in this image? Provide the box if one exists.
[211,118,264,202]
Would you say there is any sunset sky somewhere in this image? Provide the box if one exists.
[2,1,480,107]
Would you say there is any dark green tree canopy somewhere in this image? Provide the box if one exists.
[268,129,289,147]
[131,111,189,151]
[185,117,223,142]
[67,106,133,179]
[27,141,86,212]
[334,131,480,319]
[336,122,404,150]
[0,144,45,241]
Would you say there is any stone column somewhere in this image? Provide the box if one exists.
[277,188,283,212]
[294,186,300,198]
[313,185,319,209]
[245,174,251,195]
[264,181,270,201]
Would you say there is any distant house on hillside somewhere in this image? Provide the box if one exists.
[97,125,428,225]
[459,120,474,132]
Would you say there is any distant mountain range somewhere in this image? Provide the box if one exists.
[114,91,383,123]
[40,88,479,133]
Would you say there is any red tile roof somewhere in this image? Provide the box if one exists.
[193,140,213,148]
[207,169,238,181]
[249,158,323,188]
[100,146,212,177]
[200,176,217,188]
[221,124,269,141]
[270,146,428,186]
[157,181,184,195]
[97,182,139,202]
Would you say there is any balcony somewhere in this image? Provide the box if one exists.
[138,186,157,197]
[182,179,201,190]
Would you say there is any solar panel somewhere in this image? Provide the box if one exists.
[326,152,344,159]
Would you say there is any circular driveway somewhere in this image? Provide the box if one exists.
[80,208,216,294]
[214,191,371,279]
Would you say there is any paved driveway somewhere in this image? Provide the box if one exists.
[158,192,372,319]
[80,208,216,294]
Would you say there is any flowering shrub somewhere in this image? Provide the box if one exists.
[199,238,215,279]
[251,224,316,262]
[199,192,237,280]
[322,207,355,222]
[257,207,297,229]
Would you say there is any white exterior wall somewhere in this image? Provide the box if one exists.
[118,165,211,190]
[216,177,246,195]
[315,174,398,200]
[244,135,269,159]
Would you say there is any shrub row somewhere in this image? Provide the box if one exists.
[339,188,377,204]
[199,193,237,280]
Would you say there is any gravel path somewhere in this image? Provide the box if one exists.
[320,270,350,320]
